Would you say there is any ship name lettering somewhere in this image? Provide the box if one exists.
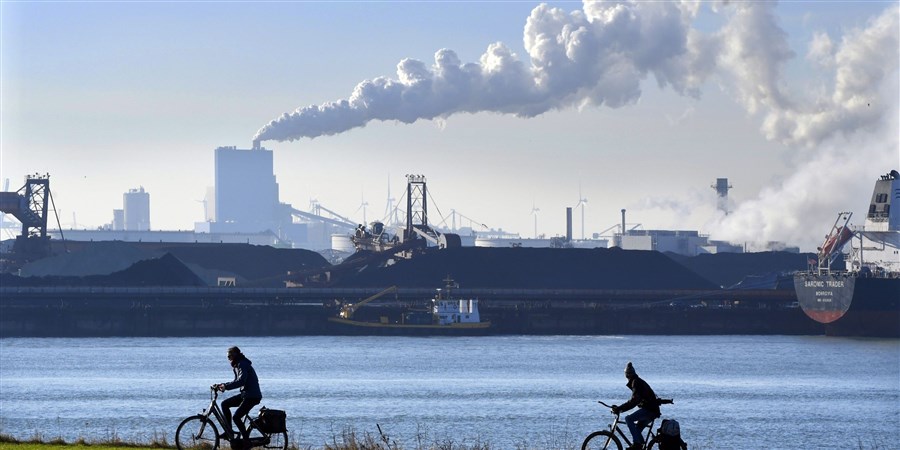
[804,281,825,288]
[825,280,844,288]
[815,291,833,297]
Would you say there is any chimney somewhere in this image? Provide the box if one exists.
[566,207,573,241]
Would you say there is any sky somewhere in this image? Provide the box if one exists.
[1,1,898,252]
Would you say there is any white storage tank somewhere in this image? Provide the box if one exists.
[331,233,355,253]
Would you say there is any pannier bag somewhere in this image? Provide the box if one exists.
[256,407,287,433]
[657,419,687,450]
[659,419,680,437]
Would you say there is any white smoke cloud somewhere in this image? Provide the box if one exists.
[254,1,899,250]
[705,5,899,250]
[755,5,899,147]
[254,1,707,143]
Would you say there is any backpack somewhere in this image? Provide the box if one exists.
[657,419,687,450]
[255,407,287,433]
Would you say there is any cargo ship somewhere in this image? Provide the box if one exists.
[328,279,491,335]
[794,170,900,337]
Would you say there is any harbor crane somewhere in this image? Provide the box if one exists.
[339,286,399,319]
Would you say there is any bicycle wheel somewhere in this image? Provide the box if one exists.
[582,430,622,450]
[176,415,220,450]
[263,431,288,450]
[645,437,660,449]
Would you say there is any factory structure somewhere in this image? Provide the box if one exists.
[3,148,791,259]
[28,145,355,251]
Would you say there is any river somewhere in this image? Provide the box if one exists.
[1,335,897,449]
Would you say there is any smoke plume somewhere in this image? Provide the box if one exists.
[254,1,711,143]
[254,1,899,250]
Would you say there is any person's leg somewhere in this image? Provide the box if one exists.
[221,394,242,437]
[233,397,261,442]
[625,408,655,447]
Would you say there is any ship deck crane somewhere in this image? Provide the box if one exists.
[817,212,854,274]
[339,285,398,319]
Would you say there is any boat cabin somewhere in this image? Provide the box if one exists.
[432,298,481,325]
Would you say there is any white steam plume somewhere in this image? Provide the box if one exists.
[704,4,899,250]
[253,1,709,143]
[254,1,899,250]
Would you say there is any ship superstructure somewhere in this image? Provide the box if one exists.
[793,170,900,336]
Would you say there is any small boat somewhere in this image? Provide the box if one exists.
[328,279,491,335]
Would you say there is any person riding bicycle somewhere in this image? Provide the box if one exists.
[214,346,262,449]
[611,362,660,450]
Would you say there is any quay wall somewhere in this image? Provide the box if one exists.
[0,286,819,337]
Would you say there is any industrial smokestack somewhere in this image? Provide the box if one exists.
[712,178,733,215]
[566,207,573,242]
[621,209,626,247]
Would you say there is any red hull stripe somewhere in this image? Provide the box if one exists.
[804,310,846,324]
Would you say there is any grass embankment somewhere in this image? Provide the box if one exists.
[0,431,493,450]
[0,433,172,450]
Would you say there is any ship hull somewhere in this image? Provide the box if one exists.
[794,273,900,337]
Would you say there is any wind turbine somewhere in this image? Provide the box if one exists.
[356,191,369,225]
[530,202,540,238]
[575,185,588,240]
[384,175,398,227]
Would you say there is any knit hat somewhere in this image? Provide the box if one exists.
[625,361,636,376]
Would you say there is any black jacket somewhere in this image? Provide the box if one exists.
[223,357,262,399]
[619,376,660,417]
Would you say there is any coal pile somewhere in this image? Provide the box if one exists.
[666,251,816,288]
[333,247,720,290]
[20,241,157,277]
[2,253,205,287]
[162,244,329,286]
[12,242,330,287]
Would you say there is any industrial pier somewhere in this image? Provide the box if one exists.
[0,286,818,337]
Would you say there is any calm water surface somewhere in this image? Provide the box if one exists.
[1,336,898,449]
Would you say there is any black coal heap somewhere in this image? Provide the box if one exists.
[333,247,720,290]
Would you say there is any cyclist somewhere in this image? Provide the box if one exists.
[611,362,659,450]
[215,346,262,449]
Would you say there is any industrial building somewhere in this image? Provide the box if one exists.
[196,144,355,250]
[210,146,279,233]
[123,187,150,231]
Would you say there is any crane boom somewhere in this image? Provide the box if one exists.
[339,286,398,319]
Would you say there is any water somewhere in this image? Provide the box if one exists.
[1,336,898,449]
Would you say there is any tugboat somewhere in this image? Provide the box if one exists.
[328,278,491,335]
[793,170,900,337]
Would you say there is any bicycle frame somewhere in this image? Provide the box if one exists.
[197,387,235,441]
[599,401,656,449]
[198,386,261,442]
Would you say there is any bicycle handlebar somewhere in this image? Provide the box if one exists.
[596,398,674,410]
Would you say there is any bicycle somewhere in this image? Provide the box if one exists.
[581,398,674,450]
[175,386,288,450]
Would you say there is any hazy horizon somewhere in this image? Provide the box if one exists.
[2,1,897,252]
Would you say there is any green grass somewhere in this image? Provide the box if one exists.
[0,433,172,450]
[3,431,891,450]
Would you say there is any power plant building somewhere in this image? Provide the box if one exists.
[212,146,280,233]
[123,187,150,231]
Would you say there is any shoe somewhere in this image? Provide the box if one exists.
[626,444,644,450]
